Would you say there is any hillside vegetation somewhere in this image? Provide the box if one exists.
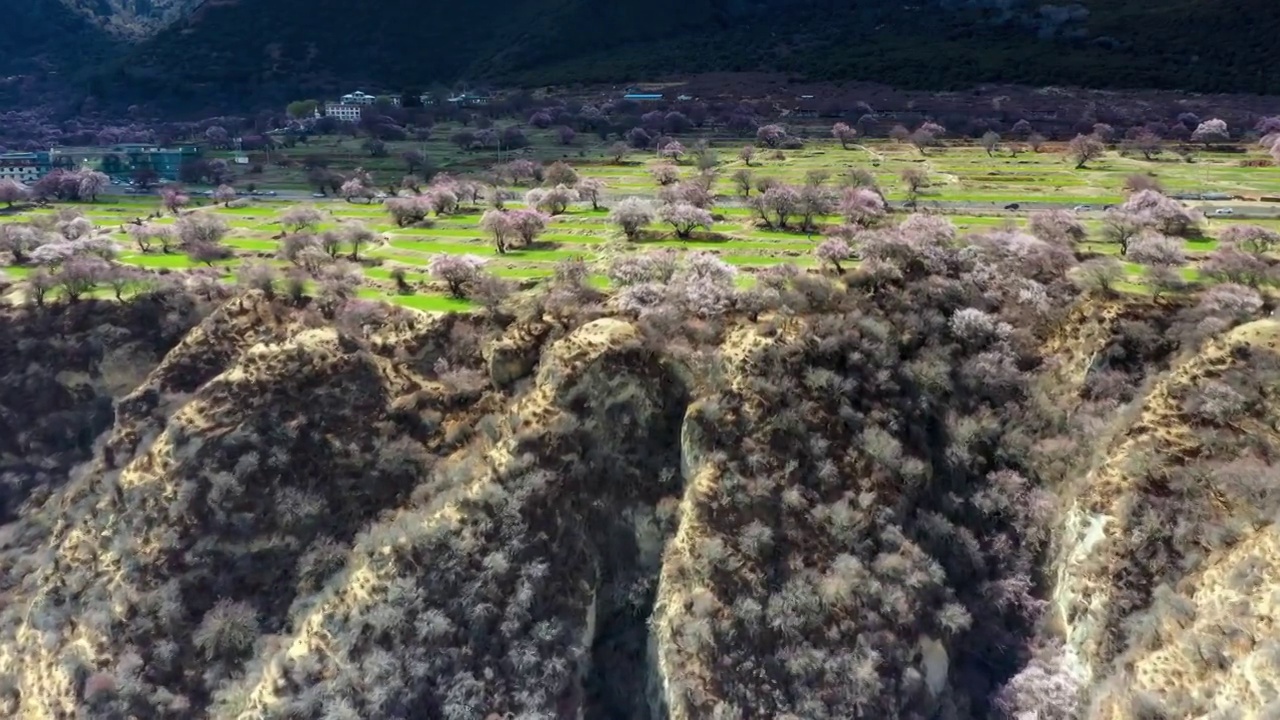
[60,0,1280,111]
[2,207,1279,717]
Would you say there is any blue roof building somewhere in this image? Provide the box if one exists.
[623,93,664,101]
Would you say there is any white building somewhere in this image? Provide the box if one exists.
[448,93,493,108]
[0,153,44,182]
[324,102,364,123]
[341,91,377,105]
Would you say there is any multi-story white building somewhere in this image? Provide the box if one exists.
[339,91,400,107]
[0,152,48,182]
[324,102,364,123]
[340,91,377,105]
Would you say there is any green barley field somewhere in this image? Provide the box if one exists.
[3,131,1278,311]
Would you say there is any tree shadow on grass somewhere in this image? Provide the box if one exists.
[628,229,733,244]
[512,239,562,252]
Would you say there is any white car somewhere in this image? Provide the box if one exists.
[1213,208,1235,216]
[311,193,326,198]
[1073,205,1092,212]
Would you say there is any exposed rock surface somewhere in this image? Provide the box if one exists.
[0,288,1277,719]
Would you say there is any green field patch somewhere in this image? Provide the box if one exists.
[226,238,281,252]
[720,254,815,267]
[357,288,475,312]
[120,254,205,268]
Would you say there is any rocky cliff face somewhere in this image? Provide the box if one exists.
[0,288,1276,718]
[60,0,200,38]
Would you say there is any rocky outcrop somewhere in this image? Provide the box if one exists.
[0,295,206,524]
[4,288,1280,720]
[1053,319,1280,718]
[221,317,687,719]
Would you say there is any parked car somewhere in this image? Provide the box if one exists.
[264,190,278,196]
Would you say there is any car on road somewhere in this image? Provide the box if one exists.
[264,191,278,196]
[311,193,326,198]
[1213,208,1235,216]
[1073,205,1092,212]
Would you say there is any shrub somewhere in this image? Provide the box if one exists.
[193,600,259,660]
[994,646,1084,720]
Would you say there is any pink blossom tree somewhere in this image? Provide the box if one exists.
[754,184,801,229]
[755,124,788,148]
[0,179,28,208]
[340,176,375,204]
[1128,231,1187,298]
[1074,256,1125,295]
[1202,244,1272,288]
[575,178,605,211]
[670,251,737,317]
[831,122,856,150]
[77,171,109,202]
[428,253,486,297]
[1191,118,1229,146]
[1028,209,1087,248]
[607,249,679,286]
[1219,224,1280,256]
[525,185,577,215]
[839,187,886,227]
[980,131,1001,157]
[385,196,432,227]
[480,210,515,253]
[339,220,376,261]
[995,647,1083,720]
[213,184,237,206]
[1121,189,1201,237]
[161,185,189,214]
[909,121,945,154]
[1121,131,1163,160]
[658,202,713,239]
[426,186,459,215]
[127,223,175,253]
[796,185,836,232]
[815,237,852,273]
[1067,133,1105,169]
[544,161,578,187]
[609,198,655,240]
[650,163,680,186]
[279,205,323,234]
[0,223,44,264]
[507,209,549,248]
[176,212,230,266]
[659,140,687,162]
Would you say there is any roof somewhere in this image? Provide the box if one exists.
[623,94,664,99]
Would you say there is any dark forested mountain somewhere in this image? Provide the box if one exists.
[7,0,1280,112]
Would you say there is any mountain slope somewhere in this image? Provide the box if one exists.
[87,0,1280,112]
[58,0,202,38]
[0,0,118,76]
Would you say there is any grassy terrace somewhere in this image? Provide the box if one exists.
[3,133,1279,309]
